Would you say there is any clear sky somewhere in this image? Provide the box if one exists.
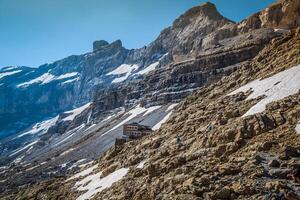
[0,0,275,68]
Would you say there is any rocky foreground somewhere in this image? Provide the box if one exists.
[3,25,300,200]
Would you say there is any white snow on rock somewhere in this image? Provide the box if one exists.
[17,72,79,88]
[10,140,39,157]
[143,105,162,116]
[152,103,177,130]
[107,64,139,83]
[62,103,91,121]
[152,112,173,130]
[56,72,79,80]
[137,61,159,75]
[75,168,129,200]
[107,64,138,75]
[166,103,178,112]
[296,123,300,134]
[111,73,130,83]
[61,77,80,85]
[136,160,146,169]
[17,115,59,138]
[60,148,75,157]
[17,73,55,87]
[54,124,86,146]
[0,70,22,79]
[1,66,20,72]
[101,105,159,136]
[229,64,300,116]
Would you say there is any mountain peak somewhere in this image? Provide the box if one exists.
[173,2,230,28]
[93,39,123,52]
[93,40,109,51]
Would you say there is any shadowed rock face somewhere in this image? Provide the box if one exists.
[93,40,109,51]
[0,40,129,138]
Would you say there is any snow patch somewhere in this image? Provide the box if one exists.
[229,64,300,116]
[296,123,300,134]
[152,112,173,130]
[142,105,162,116]
[137,160,146,169]
[108,64,139,83]
[63,103,91,121]
[17,72,79,88]
[61,77,79,84]
[166,103,178,112]
[152,104,177,130]
[107,64,138,75]
[75,168,129,200]
[137,62,159,75]
[56,72,79,80]
[17,115,59,138]
[10,140,39,157]
[0,70,22,79]
[54,124,85,146]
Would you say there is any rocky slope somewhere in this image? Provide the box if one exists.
[0,1,259,161]
[1,0,300,199]
[6,25,299,200]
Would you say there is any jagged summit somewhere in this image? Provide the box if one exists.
[173,2,233,28]
[93,39,123,52]
[93,40,109,51]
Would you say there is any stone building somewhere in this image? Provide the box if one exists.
[123,123,152,139]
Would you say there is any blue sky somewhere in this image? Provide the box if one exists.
[0,0,275,68]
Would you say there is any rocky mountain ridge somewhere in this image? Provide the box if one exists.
[3,20,300,200]
[0,0,300,199]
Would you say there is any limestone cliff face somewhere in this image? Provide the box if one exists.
[238,0,300,32]
[92,1,287,115]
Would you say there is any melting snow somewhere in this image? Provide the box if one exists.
[60,148,75,157]
[17,73,55,87]
[137,62,159,75]
[142,105,162,116]
[10,140,39,157]
[166,103,178,112]
[63,103,91,121]
[107,64,138,75]
[12,155,25,164]
[296,123,300,134]
[229,64,300,116]
[75,168,129,200]
[152,104,177,130]
[17,72,79,88]
[2,66,19,71]
[136,160,146,169]
[54,124,85,146]
[61,77,80,84]
[67,163,98,181]
[56,72,79,80]
[0,70,22,79]
[152,112,173,130]
[17,115,59,138]
[107,64,139,83]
